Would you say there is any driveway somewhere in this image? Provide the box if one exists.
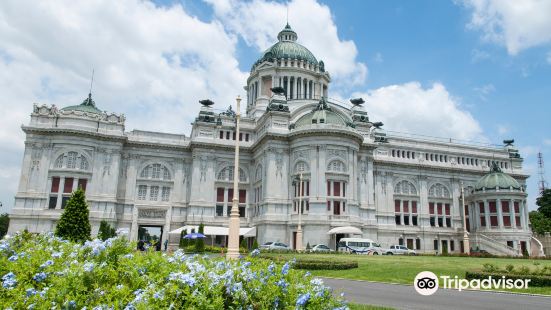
[322,277,551,310]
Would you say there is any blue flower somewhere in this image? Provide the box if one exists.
[281,262,290,275]
[51,252,62,258]
[268,262,275,274]
[83,262,95,272]
[250,249,260,257]
[26,288,37,297]
[40,260,54,268]
[33,272,47,283]
[296,293,310,307]
[124,253,133,259]
[8,255,18,262]
[276,279,288,291]
[2,272,17,289]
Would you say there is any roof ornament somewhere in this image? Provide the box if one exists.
[199,99,215,107]
[490,161,502,173]
[314,97,331,112]
[350,98,365,106]
[82,69,97,108]
[271,86,286,96]
[503,139,515,146]
[221,105,236,118]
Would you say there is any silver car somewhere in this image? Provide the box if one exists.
[385,245,417,255]
[259,242,290,250]
[310,244,333,252]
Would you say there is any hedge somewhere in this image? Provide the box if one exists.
[465,271,551,287]
[262,255,358,270]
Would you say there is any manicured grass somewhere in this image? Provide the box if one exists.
[262,253,551,295]
[349,303,394,310]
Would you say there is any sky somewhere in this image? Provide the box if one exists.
[0,0,550,213]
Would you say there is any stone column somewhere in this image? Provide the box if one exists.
[56,177,65,209]
[367,156,374,207]
[497,199,504,228]
[523,200,529,230]
[484,200,490,229]
[509,199,515,229]
[163,206,172,246]
[419,176,429,227]
[130,206,139,242]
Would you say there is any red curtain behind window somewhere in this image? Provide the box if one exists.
[51,177,60,193]
[395,200,401,212]
[239,190,246,203]
[227,189,233,202]
[501,201,510,213]
[333,182,340,197]
[63,178,73,193]
[412,201,417,213]
[217,188,224,202]
[429,202,434,214]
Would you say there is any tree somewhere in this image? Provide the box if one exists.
[536,189,551,219]
[0,213,9,239]
[97,220,116,241]
[240,238,248,250]
[306,242,311,251]
[529,211,551,235]
[55,188,91,243]
[179,229,187,248]
[252,239,259,250]
[195,223,205,253]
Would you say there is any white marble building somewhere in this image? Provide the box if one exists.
[9,24,534,255]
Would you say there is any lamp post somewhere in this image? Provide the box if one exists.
[461,181,470,254]
[226,95,242,260]
[296,173,304,251]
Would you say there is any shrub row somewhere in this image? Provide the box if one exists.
[261,255,358,270]
[465,271,551,287]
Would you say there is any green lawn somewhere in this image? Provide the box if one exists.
[262,253,551,295]
[349,304,394,310]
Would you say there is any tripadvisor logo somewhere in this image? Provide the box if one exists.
[413,271,531,296]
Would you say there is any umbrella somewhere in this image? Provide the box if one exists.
[183,233,206,239]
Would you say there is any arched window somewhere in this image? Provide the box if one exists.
[140,163,172,180]
[428,183,451,198]
[394,180,417,195]
[52,151,90,171]
[294,161,308,173]
[327,160,346,172]
[217,166,247,182]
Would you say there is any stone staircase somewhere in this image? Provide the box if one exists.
[472,233,519,256]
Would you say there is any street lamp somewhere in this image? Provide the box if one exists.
[461,182,470,254]
[226,95,242,260]
[292,173,304,251]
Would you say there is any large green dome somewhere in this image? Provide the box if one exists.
[61,93,102,114]
[253,24,318,69]
[474,163,521,191]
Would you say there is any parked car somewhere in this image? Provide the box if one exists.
[259,242,290,250]
[337,238,383,255]
[385,245,416,255]
[310,244,333,252]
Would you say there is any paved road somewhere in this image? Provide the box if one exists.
[322,277,551,310]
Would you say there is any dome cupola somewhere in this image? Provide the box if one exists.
[61,93,102,114]
[474,162,522,192]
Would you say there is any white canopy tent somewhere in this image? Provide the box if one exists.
[169,225,256,238]
[326,226,362,235]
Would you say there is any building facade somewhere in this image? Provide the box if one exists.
[9,24,534,255]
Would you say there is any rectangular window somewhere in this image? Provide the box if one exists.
[434,240,439,250]
[327,181,331,196]
[342,202,345,212]
[430,217,435,227]
[232,132,236,140]
[502,201,510,213]
[64,177,74,193]
[514,201,520,213]
[61,196,70,209]
[507,241,514,248]
[239,206,246,217]
[480,216,486,227]
[51,177,60,193]
[445,204,450,215]
[489,201,497,213]
[78,179,87,192]
[490,215,498,227]
[161,187,170,201]
[137,185,147,200]
[503,216,511,227]
[48,196,57,209]
[306,181,310,196]
[239,189,246,203]
[343,182,346,197]
[216,205,223,216]
[219,131,223,139]
[404,215,410,226]
[239,133,243,141]
[412,201,417,213]
[227,189,234,202]
[412,215,418,226]
[217,188,224,202]
[403,200,409,213]
[333,201,340,215]
[226,131,230,139]
[446,217,451,227]
[227,206,231,217]
[245,133,249,142]
[437,203,443,215]
[416,238,421,250]
[334,182,340,197]
[429,202,434,214]
[479,202,485,214]
[450,240,455,252]
[516,216,521,227]
[395,200,401,212]
[327,201,331,211]
[395,215,401,225]
[149,186,159,201]
[438,217,443,227]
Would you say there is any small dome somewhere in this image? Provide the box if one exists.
[252,24,318,69]
[61,93,102,114]
[294,98,349,128]
[474,163,521,191]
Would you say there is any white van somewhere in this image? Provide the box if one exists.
[337,238,383,255]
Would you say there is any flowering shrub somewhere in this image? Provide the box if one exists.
[0,232,347,309]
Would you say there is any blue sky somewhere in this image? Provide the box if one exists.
[0,0,550,212]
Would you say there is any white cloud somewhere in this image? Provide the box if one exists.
[473,83,495,101]
[497,125,509,135]
[0,0,248,211]
[354,82,484,141]
[374,52,384,63]
[544,139,551,146]
[471,48,490,62]
[460,0,551,55]
[205,0,368,88]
